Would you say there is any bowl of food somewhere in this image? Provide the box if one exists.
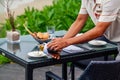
[32,32,51,44]
[23,24,51,44]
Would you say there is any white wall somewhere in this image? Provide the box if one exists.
[9,0,34,9]
[0,0,34,13]
[0,0,53,22]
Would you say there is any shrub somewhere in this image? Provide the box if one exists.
[14,0,94,35]
[0,55,11,64]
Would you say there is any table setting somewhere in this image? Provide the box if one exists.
[23,23,109,59]
[0,30,118,80]
[23,24,67,58]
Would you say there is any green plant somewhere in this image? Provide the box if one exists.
[2,0,94,35]
[0,55,11,64]
[15,0,94,35]
[0,26,6,38]
[0,0,16,31]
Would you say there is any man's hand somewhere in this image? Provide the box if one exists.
[48,38,69,51]
[47,38,69,59]
[50,52,60,60]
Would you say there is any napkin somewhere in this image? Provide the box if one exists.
[43,44,84,54]
[43,43,49,54]
[63,45,84,53]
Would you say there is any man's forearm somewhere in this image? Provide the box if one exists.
[66,22,112,45]
[63,14,88,39]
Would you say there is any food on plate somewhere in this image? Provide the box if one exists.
[37,32,43,39]
[27,51,46,57]
[42,33,49,39]
[23,24,50,40]
[37,32,49,39]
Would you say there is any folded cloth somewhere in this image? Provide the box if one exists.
[63,45,84,53]
[43,43,49,54]
[44,44,84,54]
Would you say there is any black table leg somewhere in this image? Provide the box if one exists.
[62,63,67,80]
[71,63,75,80]
[25,66,33,80]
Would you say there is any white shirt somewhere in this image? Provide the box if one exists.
[79,0,120,42]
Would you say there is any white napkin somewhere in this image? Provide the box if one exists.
[43,44,84,54]
[63,45,84,53]
[43,43,49,54]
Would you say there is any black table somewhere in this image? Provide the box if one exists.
[0,35,118,80]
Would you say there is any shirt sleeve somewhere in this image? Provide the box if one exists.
[79,0,88,14]
[99,0,120,22]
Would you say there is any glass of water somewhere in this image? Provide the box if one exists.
[46,26,55,39]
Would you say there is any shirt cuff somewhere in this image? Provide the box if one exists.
[99,15,117,22]
[79,8,88,14]
[98,11,118,22]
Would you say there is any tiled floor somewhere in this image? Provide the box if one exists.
[0,63,83,80]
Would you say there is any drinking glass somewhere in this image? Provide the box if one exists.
[46,26,55,39]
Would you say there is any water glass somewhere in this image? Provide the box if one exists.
[46,26,55,38]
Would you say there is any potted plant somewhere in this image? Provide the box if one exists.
[0,0,20,43]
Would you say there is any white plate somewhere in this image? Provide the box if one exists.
[28,51,47,57]
[88,40,107,47]
[63,45,84,53]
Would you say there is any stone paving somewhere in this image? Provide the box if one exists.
[0,63,83,80]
